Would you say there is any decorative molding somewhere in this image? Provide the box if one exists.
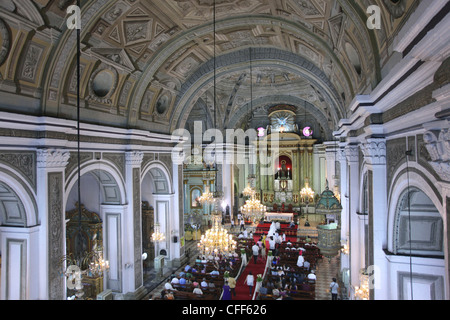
[103,153,125,178]
[344,145,359,163]
[423,128,450,182]
[65,152,94,179]
[361,138,387,165]
[0,18,11,67]
[37,149,70,169]
[133,167,142,289]
[125,151,144,167]
[0,151,36,190]
[48,172,64,300]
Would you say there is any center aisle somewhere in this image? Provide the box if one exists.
[233,255,267,300]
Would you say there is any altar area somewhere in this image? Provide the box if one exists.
[264,212,294,222]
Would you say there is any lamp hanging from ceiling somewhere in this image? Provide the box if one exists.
[197,212,237,257]
[240,194,267,224]
[60,3,109,299]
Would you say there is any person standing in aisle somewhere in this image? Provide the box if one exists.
[244,272,255,296]
[252,242,260,264]
[227,275,236,298]
[330,278,339,300]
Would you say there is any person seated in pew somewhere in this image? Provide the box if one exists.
[179,275,187,287]
[307,270,316,282]
[210,268,220,276]
[201,278,208,289]
[303,260,310,271]
[192,284,203,295]
[171,276,180,285]
[277,266,285,277]
[272,287,280,297]
[165,280,176,291]
[259,282,268,296]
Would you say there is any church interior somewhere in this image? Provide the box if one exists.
[0,0,448,301]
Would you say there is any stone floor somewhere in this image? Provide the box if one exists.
[143,222,343,300]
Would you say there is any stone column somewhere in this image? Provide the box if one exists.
[345,145,360,291]
[361,138,388,300]
[36,149,70,300]
[123,151,144,296]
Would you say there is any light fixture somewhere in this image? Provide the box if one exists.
[303,126,313,137]
[198,184,215,204]
[300,178,315,203]
[60,0,110,300]
[151,223,166,243]
[197,212,237,257]
[302,106,312,137]
[354,269,370,300]
[257,127,265,137]
[240,193,267,224]
[242,182,256,197]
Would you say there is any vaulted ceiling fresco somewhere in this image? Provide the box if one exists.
[0,0,420,140]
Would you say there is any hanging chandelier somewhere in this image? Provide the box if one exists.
[354,269,370,300]
[151,223,166,242]
[198,185,215,204]
[242,182,256,197]
[240,194,267,224]
[300,179,315,203]
[197,213,237,256]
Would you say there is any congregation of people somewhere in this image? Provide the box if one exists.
[155,218,339,301]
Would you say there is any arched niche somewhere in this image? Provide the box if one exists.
[393,187,443,257]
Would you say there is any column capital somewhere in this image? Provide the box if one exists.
[344,145,360,163]
[37,149,70,169]
[125,151,144,166]
[361,138,386,165]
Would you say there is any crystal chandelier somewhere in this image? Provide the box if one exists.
[198,185,215,204]
[197,212,237,256]
[354,269,370,300]
[300,179,315,203]
[151,223,166,242]
[240,194,267,224]
[242,183,256,197]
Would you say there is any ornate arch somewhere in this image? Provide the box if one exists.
[0,166,38,227]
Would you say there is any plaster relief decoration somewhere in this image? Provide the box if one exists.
[423,128,450,182]
[140,88,156,120]
[291,0,323,18]
[88,64,119,104]
[0,18,11,68]
[153,91,172,120]
[168,50,205,80]
[382,0,407,19]
[19,42,44,83]
[48,172,64,300]
[361,138,387,165]
[123,19,152,46]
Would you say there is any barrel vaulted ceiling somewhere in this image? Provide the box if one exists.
[0,0,420,139]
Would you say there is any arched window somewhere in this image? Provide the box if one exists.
[393,187,443,257]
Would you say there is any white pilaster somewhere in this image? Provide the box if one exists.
[361,138,388,300]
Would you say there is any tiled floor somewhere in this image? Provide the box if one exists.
[314,255,341,300]
[143,223,342,300]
